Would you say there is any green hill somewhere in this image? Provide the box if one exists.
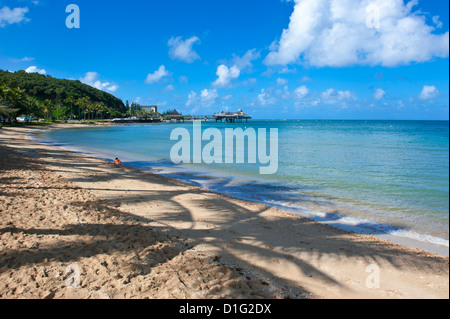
[0,70,126,113]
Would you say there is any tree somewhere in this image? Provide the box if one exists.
[42,99,54,122]
[75,97,90,120]
[23,96,41,122]
[65,93,75,119]
[97,102,107,119]
[7,87,26,114]
[0,70,127,114]
[53,104,69,120]
[0,84,21,120]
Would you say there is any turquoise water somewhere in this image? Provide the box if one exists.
[32,120,449,247]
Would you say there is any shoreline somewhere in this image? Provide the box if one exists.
[28,123,449,257]
[1,124,449,299]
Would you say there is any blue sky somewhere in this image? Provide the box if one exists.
[0,0,448,119]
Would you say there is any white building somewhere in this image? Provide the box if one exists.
[142,105,158,113]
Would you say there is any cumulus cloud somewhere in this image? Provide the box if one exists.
[168,36,201,63]
[257,88,277,106]
[145,65,171,84]
[321,88,357,104]
[373,88,386,100]
[419,85,440,100]
[265,0,449,67]
[81,72,119,93]
[213,49,260,88]
[25,66,46,75]
[186,88,219,109]
[212,65,241,88]
[294,85,309,99]
[231,49,260,71]
[0,6,29,27]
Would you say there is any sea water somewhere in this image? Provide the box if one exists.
[31,120,449,251]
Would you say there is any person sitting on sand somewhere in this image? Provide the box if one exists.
[114,157,122,167]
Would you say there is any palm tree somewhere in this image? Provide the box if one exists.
[75,98,83,120]
[97,102,107,119]
[105,107,112,119]
[23,96,41,122]
[75,97,90,120]
[53,104,68,121]
[65,94,75,120]
[87,101,95,120]
[42,99,54,122]
[8,87,26,111]
[0,84,20,121]
[0,84,10,117]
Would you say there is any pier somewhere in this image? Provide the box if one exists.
[109,109,252,124]
[213,109,252,123]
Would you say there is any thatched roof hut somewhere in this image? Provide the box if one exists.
[165,109,185,122]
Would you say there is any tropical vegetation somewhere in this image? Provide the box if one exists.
[0,70,128,123]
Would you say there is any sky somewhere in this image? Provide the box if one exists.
[0,0,448,120]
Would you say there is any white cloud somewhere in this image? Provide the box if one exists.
[231,49,260,71]
[212,49,260,88]
[145,65,171,84]
[321,88,357,104]
[212,65,240,88]
[373,88,386,100]
[265,0,449,67]
[168,36,201,63]
[300,76,313,82]
[0,6,29,27]
[257,88,277,106]
[295,98,321,109]
[432,16,443,29]
[81,72,119,93]
[419,85,440,100]
[186,91,197,106]
[294,85,309,99]
[12,56,34,62]
[277,78,288,86]
[186,88,219,109]
[279,85,291,100]
[200,88,219,103]
[25,66,46,75]
[162,84,175,93]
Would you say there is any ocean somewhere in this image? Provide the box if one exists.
[30,120,449,251]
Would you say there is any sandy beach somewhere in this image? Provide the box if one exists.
[0,125,448,299]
